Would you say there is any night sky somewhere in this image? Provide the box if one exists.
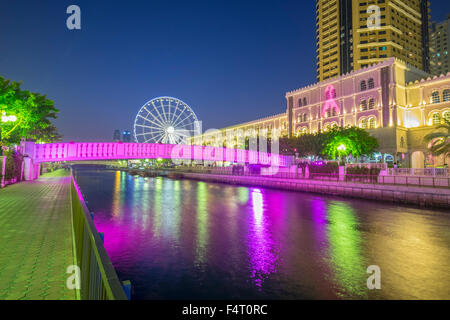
[1,0,450,142]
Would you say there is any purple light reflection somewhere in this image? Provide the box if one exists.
[247,188,279,289]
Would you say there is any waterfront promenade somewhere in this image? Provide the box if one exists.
[182,172,450,208]
[0,170,77,300]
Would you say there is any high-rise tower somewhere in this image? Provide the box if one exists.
[316,0,430,82]
[430,15,450,76]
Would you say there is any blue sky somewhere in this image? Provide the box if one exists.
[1,0,449,141]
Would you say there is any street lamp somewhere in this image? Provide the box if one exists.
[337,144,346,152]
[0,111,18,154]
[337,144,347,165]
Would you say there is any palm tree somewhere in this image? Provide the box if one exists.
[424,119,450,164]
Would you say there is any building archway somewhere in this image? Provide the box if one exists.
[411,151,425,169]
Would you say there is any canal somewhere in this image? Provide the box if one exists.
[73,168,450,300]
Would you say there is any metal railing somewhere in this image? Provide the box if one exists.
[388,168,450,177]
[169,167,450,188]
[70,171,128,300]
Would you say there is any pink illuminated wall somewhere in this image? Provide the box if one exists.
[30,142,291,167]
[321,85,340,117]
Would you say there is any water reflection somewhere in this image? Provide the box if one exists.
[74,169,450,300]
[195,182,209,266]
[326,201,365,298]
[247,189,279,289]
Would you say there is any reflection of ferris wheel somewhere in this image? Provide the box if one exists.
[134,97,199,144]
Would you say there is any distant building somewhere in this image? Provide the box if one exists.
[122,130,132,143]
[430,15,450,76]
[113,129,121,142]
[195,58,450,168]
[316,0,430,82]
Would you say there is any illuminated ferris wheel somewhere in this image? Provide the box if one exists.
[134,97,199,144]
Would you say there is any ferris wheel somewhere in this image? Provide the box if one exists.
[134,97,200,144]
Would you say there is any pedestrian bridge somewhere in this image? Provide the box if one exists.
[20,141,291,180]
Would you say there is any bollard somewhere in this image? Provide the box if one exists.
[122,280,132,300]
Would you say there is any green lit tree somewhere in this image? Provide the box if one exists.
[0,76,60,146]
[323,127,379,163]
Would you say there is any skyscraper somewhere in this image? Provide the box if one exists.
[113,129,121,142]
[430,15,450,76]
[316,0,430,82]
[122,130,132,143]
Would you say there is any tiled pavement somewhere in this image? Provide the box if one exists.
[0,170,78,300]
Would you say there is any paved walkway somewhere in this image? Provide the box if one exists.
[0,170,77,300]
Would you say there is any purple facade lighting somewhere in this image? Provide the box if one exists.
[321,85,340,118]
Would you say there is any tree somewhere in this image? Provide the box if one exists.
[0,76,60,145]
[424,119,450,163]
[323,127,379,162]
[294,132,329,159]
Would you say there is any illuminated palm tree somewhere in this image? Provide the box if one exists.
[424,119,450,163]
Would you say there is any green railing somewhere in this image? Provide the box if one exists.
[70,171,128,300]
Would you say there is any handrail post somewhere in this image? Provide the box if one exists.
[122,280,132,300]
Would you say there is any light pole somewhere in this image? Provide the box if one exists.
[0,111,18,155]
[337,144,347,165]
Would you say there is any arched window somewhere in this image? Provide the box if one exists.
[360,99,368,111]
[360,118,368,129]
[444,111,450,123]
[369,117,376,129]
[368,78,375,89]
[301,127,308,135]
[432,91,440,104]
[443,89,450,102]
[303,113,308,122]
[368,98,375,110]
[332,108,337,116]
[297,114,302,122]
[303,97,307,106]
[298,99,302,107]
[432,112,441,125]
[360,80,367,91]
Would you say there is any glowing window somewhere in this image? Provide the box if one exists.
[360,118,368,129]
[432,91,440,104]
[443,89,450,102]
[369,117,376,129]
[360,80,367,91]
[444,111,450,123]
[368,98,375,109]
[432,113,441,125]
[360,99,368,111]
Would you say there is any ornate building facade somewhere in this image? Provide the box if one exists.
[197,58,450,168]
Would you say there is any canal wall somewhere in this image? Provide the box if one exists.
[182,173,450,209]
